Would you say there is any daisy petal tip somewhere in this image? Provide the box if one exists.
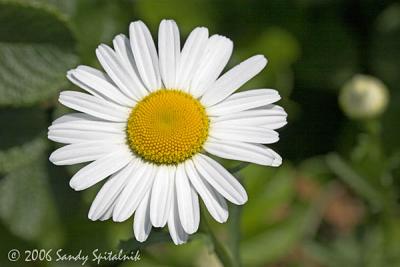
[181,220,199,235]
[150,211,168,228]
[66,69,75,78]
[250,54,268,69]
[112,214,126,223]
[48,154,55,164]
[217,34,233,45]
[182,227,196,235]
[168,19,178,25]
[212,210,229,224]
[258,54,268,63]
[134,233,148,243]
[235,192,248,205]
[68,180,81,191]
[219,216,228,224]
[114,33,126,41]
[159,19,168,25]
[173,239,187,245]
[48,152,59,165]
[88,212,97,221]
[195,26,209,35]
[229,194,248,206]
[130,20,145,29]
[75,65,88,70]
[97,44,109,52]
[272,156,283,167]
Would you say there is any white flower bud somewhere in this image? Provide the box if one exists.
[339,74,389,119]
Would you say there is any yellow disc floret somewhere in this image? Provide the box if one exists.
[127,89,209,165]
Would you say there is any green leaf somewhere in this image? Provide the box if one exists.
[325,153,383,209]
[240,164,295,237]
[241,206,310,266]
[0,157,62,246]
[0,135,47,174]
[0,0,78,106]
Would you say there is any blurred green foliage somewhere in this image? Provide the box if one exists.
[0,0,399,266]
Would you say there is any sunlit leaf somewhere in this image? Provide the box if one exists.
[0,0,78,106]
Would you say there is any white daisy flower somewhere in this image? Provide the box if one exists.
[48,20,287,245]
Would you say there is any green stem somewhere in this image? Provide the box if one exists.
[200,209,235,267]
[227,162,250,174]
[228,204,242,267]
[199,162,247,267]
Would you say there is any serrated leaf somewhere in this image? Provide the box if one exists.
[0,0,78,106]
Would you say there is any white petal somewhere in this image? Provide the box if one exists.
[211,105,288,130]
[98,203,115,221]
[204,138,282,167]
[158,19,180,89]
[193,154,247,205]
[150,165,175,227]
[48,130,124,145]
[133,190,152,242]
[113,163,156,222]
[168,184,188,245]
[129,21,162,91]
[49,118,125,133]
[175,27,209,92]
[190,35,233,98]
[210,124,279,144]
[67,66,136,107]
[175,164,199,234]
[112,34,150,98]
[113,34,139,75]
[69,147,133,191]
[67,70,104,100]
[96,44,146,100]
[201,55,267,106]
[184,159,228,223]
[49,142,123,165]
[88,160,137,220]
[48,118,125,144]
[52,113,98,125]
[206,89,280,116]
[59,91,130,122]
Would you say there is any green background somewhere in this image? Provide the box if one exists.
[0,0,399,266]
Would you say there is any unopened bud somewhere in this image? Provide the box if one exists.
[339,74,389,119]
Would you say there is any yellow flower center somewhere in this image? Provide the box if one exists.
[127,89,209,165]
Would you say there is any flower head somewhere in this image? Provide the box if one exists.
[48,20,287,244]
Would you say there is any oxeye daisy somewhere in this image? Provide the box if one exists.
[48,20,287,244]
